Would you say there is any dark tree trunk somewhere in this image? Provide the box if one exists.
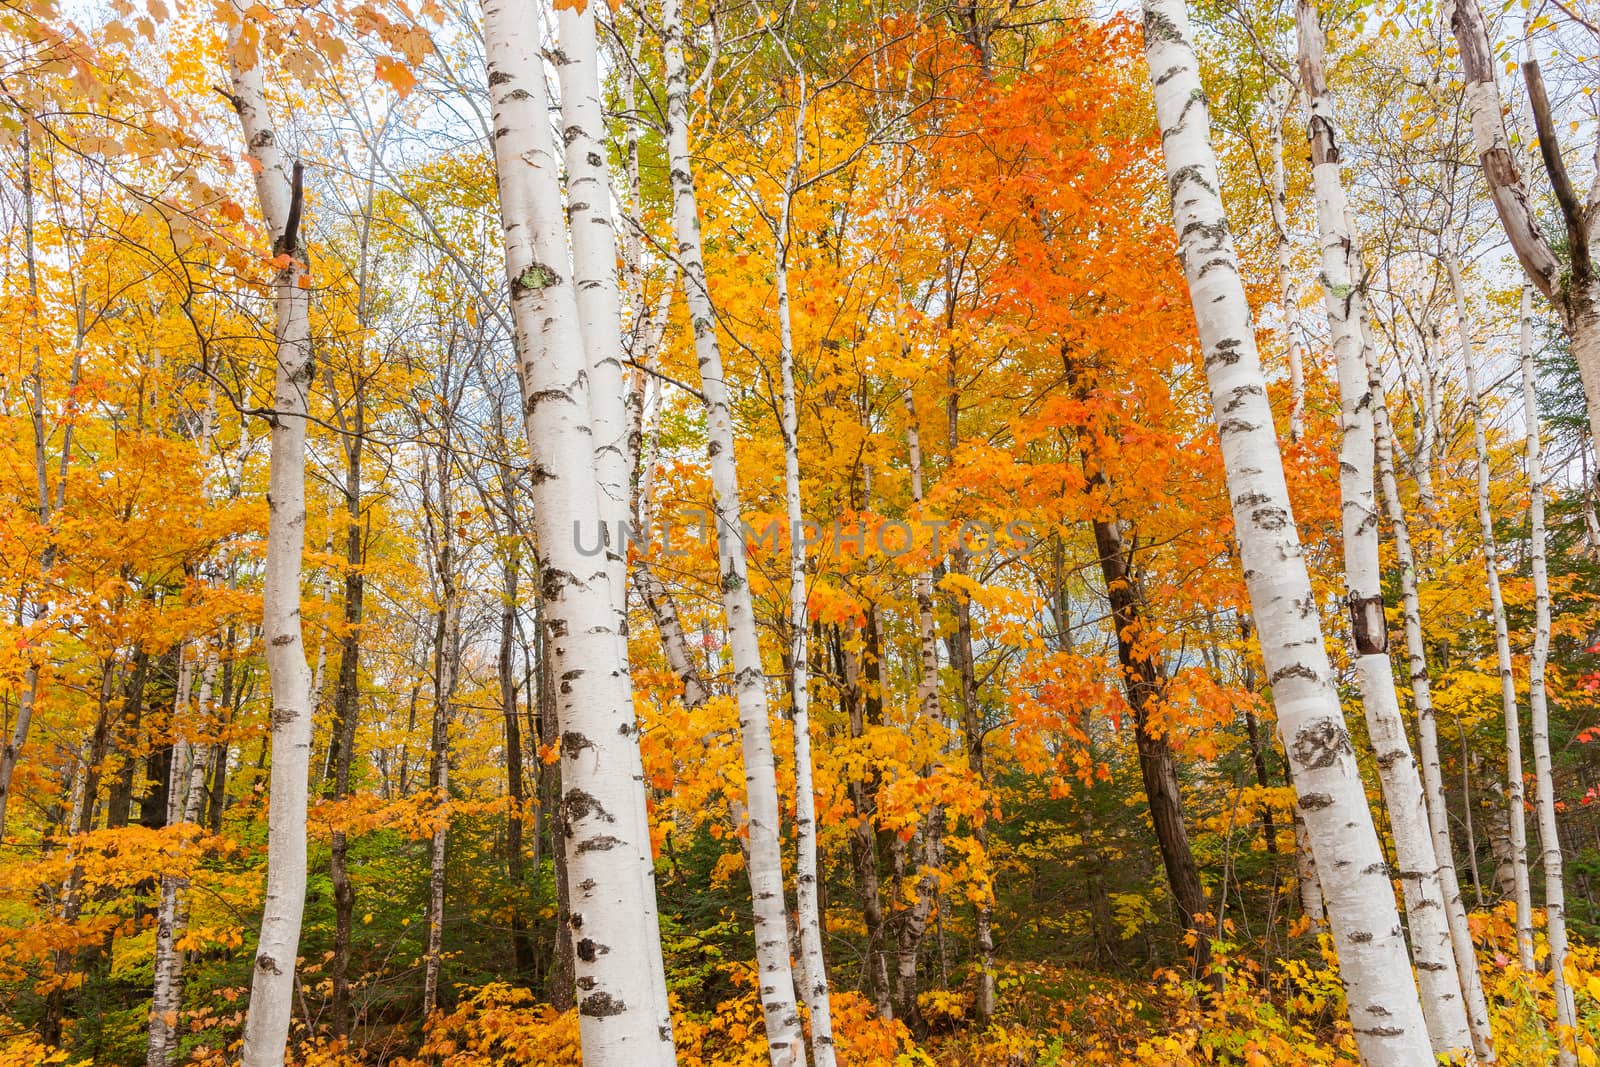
[537,590,574,1009]
[499,544,536,980]
[105,645,150,829]
[1089,515,1212,977]
[833,623,891,1016]
[328,428,364,1038]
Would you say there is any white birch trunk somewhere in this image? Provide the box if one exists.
[227,6,316,1061]
[1267,85,1306,442]
[777,222,837,1067]
[552,6,673,1043]
[662,1,807,1060]
[1519,285,1578,1065]
[1447,254,1535,971]
[1295,6,1473,1054]
[481,2,674,1059]
[1291,813,1325,930]
[1139,3,1433,1060]
[147,651,217,1067]
[1369,334,1496,1060]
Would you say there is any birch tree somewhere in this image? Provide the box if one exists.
[146,650,216,1067]
[552,2,673,1039]
[1519,285,1577,1065]
[1447,0,1600,455]
[1295,2,1473,1053]
[1139,1,1434,1060]
[481,0,673,1059]
[1369,340,1496,1059]
[223,4,317,1061]
[1447,253,1536,971]
[660,0,808,1061]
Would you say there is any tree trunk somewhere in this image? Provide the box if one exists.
[481,1,672,1056]
[660,3,807,1061]
[1138,2,1433,1060]
[1447,254,1535,971]
[944,350,997,1024]
[327,407,363,1038]
[147,651,216,1067]
[889,394,944,1036]
[554,3,673,1043]
[1090,516,1211,976]
[768,87,835,1063]
[836,624,892,1017]
[225,6,316,1062]
[1519,285,1578,1066]
[422,451,459,1019]
[1369,329,1495,1059]
[1296,6,1473,1053]
[106,645,151,830]
[500,545,536,980]
[1266,84,1305,442]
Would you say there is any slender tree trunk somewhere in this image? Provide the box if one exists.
[224,13,315,1059]
[768,102,835,1066]
[422,450,459,1019]
[481,2,672,1057]
[106,645,152,830]
[661,3,806,1061]
[554,4,674,1044]
[1291,814,1325,929]
[327,412,363,1038]
[1139,2,1433,1059]
[944,351,997,1023]
[1090,515,1211,976]
[1519,285,1577,1065]
[1297,6,1473,1053]
[0,127,64,841]
[1447,254,1535,971]
[147,652,216,1067]
[500,545,536,979]
[1369,330,1496,1059]
[890,394,945,1035]
[1267,84,1305,441]
[836,625,892,1016]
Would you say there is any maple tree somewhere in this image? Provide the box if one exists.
[5,0,1600,1065]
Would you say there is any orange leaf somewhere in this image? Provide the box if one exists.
[375,55,417,98]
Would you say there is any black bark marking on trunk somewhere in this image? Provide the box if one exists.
[579,991,626,1017]
[563,788,613,824]
[1291,720,1353,770]
[576,834,623,854]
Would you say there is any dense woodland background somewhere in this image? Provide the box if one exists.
[4,0,1600,1063]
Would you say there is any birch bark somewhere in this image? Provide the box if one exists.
[1296,4,1472,1053]
[1267,85,1306,442]
[661,0,807,1060]
[1369,336,1496,1060]
[1447,254,1535,971]
[1139,2,1433,1060]
[762,44,836,1064]
[553,3,673,1045]
[225,6,316,1061]
[481,1,673,1058]
[146,651,217,1067]
[1519,285,1578,1065]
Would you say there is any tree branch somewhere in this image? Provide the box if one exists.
[1522,60,1591,283]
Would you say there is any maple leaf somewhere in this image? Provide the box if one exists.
[374,55,416,98]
